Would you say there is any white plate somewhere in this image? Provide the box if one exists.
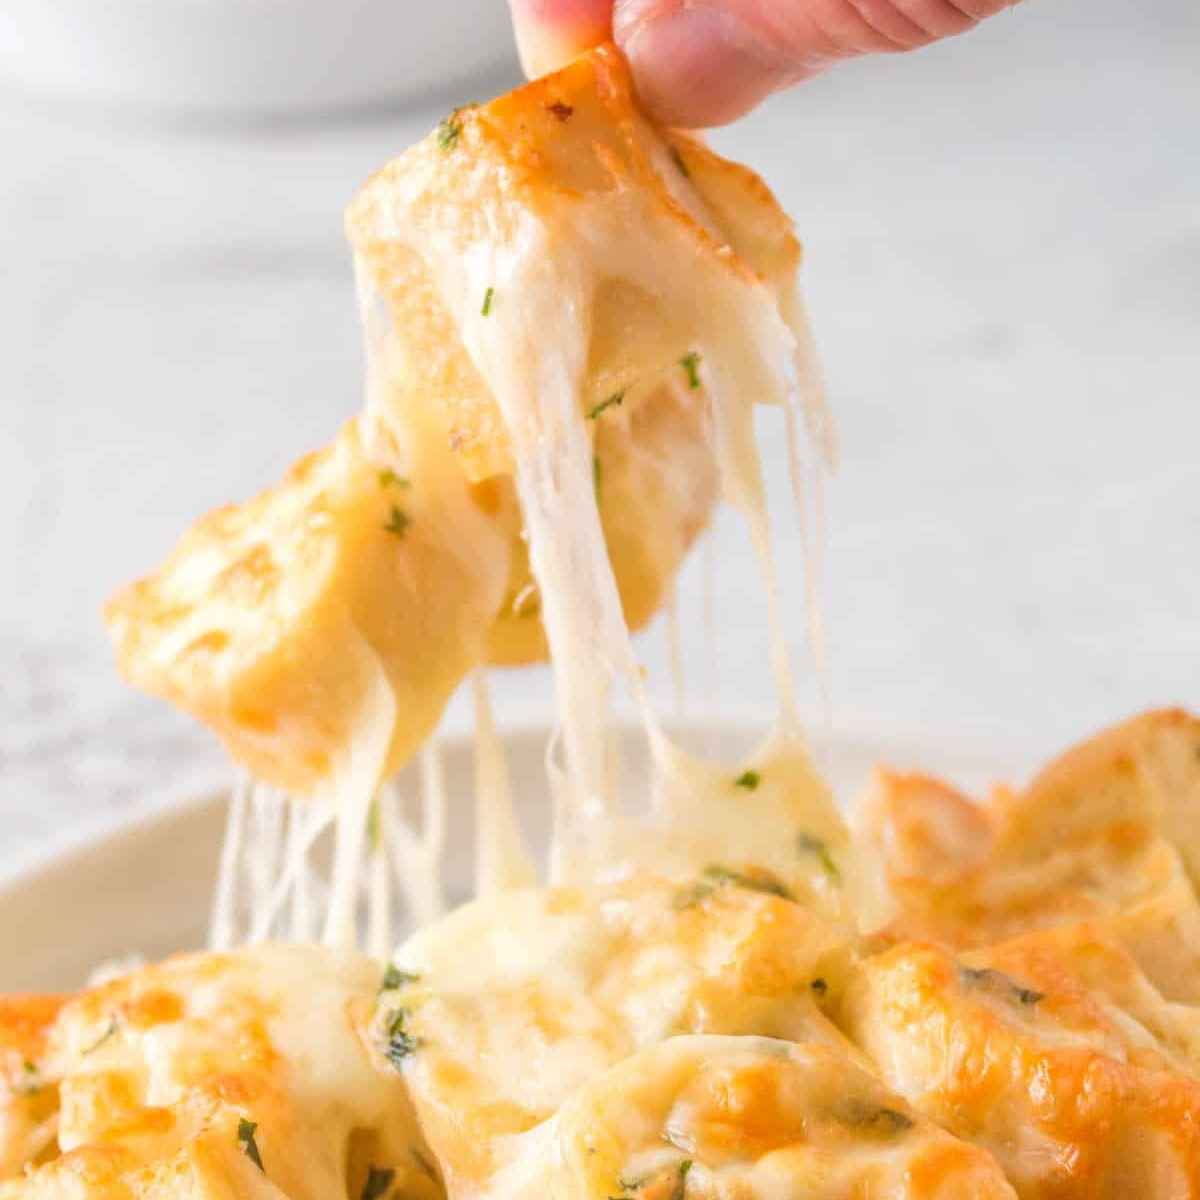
[0,0,516,117]
[0,720,1011,991]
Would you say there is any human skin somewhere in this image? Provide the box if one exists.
[508,0,1021,127]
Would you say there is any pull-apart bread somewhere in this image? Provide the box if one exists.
[105,46,814,795]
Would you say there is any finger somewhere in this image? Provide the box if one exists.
[615,0,1019,127]
[508,0,614,77]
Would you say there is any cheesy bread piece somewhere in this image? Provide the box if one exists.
[559,733,854,928]
[0,945,440,1200]
[347,43,816,485]
[376,875,857,1195]
[857,708,1200,1000]
[108,45,815,790]
[489,1036,1017,1200]
[348,41,818,670]
[485,377,717,664]
[106,417,511,795]
[0,997,67,1180]
[842,931,1200,1198]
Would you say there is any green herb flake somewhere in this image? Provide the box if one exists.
[481,286,495,317]
[381,964,421,993]
[670,1160,693,1200]
[671,881,715,911]
[797,832,841,882]
[669,145,691,178]
[367,800,383,854]
[587,390,625,420]
[15,1060,41,1096]
[383,505,411,538]
[679,351,702,390]
[593,455,603,497]
[810,977,828,997]
[82,1020,117,1056]
[959,965,1044,1006]
[385,1009,420,1068]
[733,769,760,790]
[237,1117,265,1171]
[701,864,793,901]
[838,1100,913,1137]
[361,1165,395,1200]
[436,111,462,150]
[378,469,410,490]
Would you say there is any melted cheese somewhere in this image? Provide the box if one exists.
[858,708,1200,1000]
[75,37,1200,1200]
[487,1036,1017,1200]
[0,946,440,1200]
[381,873,857,1194]
[347,43,826,858]
[843,929,1200,1197]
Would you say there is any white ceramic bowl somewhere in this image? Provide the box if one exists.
[0,720,1009,991]
[0,0,516,118]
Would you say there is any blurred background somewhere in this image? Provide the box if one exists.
[2,0,1197,870]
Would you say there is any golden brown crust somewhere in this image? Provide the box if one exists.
[0,947,440,1200]
[859,708,1200,1000]
[108,45,805,793]
[106,419,509,793]
[844,930,1200,1198]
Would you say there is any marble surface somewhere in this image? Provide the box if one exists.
[3,0,1198,877]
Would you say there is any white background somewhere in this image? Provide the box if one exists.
[2,0,1197,872]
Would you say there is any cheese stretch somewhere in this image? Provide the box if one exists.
[14,39,1193,1200]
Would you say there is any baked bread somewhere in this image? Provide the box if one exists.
[0,946,438,1200]
[856,708,1200,1000]
[106,44,815,793]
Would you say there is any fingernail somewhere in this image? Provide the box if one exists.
[616,3,803,127]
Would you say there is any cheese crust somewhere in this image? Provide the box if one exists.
[0,946,438,1200]
[106,45,811,795]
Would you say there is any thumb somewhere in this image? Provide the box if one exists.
[507,0,613,77]
[614,0,1020,127]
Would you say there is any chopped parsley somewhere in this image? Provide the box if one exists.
[237,1117,265,1170]
[15,1060,41,1096]
[546,100,574,121]
[436,110,462,150]
[959,965,1044,1006]
[674,864,794,909]
[361,1165,395,1200]
[797,832,841,882]
[368,800,383,853]
[669,145,691,178]
[670,1160,693,1200]
[481,286,495,317]
[838,1102,914,1137]
[810,977,828,997]
[704,864,792,898]
[381,964,421,993]
[384,1009,420,1068]
[82,1020,117,1056]
[733,769,760,790]
[679,351,702,390]
[383,505,411,538]
[378,469,410,490]
[587,390,625,420]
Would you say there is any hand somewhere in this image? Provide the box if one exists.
[508,0,1018,127]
